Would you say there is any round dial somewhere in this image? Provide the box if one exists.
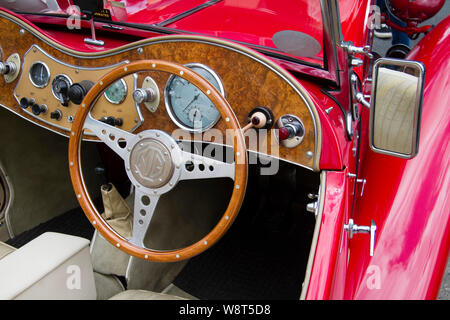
[29,61,50,88]
[104,79,127,104]
[165,63,224,132]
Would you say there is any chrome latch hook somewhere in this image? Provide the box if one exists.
[344,219,377,256]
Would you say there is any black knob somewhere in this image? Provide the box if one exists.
[68,80,94,105]
[19,97,35,109]
[50,110,62,121]
[31,103,47,116]
[53,79,70,106]
[100,116,123,127]
[94,163,112,191]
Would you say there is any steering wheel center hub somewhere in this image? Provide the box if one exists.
[129,138,174,189]
[124,130,183,194]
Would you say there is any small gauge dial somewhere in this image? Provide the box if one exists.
[165,63,224,132]
[29,61,50,88]
[104,79,127,104]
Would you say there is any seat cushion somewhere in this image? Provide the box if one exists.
[0,232,96,300]
[110,289,186,300]
[0,242,15,260]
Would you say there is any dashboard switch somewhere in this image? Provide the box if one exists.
[50,109,62,121]
[19,97,35,109]
[31,103,47,116]
[0,61,15,75]
[68,80,94,105]
[133,88,156,104]
[52,76,70,106]
[100,116,123,127]
[275,115,305,148]
[277,127,292,141]
[242,106,274,133]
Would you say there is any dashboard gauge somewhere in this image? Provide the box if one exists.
[165,63,224,132]
[104,78,127,104]
[29,61,50,88]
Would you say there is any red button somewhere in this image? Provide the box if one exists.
[278,127,290,141]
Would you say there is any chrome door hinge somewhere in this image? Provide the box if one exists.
[351,73,371,110]
[342,42,374,59]
[347,173,367,196]
[344,219,377,256]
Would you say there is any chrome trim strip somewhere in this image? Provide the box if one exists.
[300,170,326,299]
[23,44,129,71]
[320,0,341,86]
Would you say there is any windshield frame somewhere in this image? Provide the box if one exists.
[5,0,344,86]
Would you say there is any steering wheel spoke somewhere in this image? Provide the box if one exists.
[129,187,160,248]
[179,151,235,181]
[83,114,135,161]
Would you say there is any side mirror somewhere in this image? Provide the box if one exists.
[369,58,425,159]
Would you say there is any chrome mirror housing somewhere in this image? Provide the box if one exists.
[369,58,425,159]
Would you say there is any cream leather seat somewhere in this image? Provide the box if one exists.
[0,241,15,260]
[0,232,96,300]
[110,290,186,300]
[0,233,190,300]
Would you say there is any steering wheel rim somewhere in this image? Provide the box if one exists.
[68,60,248,262]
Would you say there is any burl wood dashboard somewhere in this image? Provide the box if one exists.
[0,11,321,171]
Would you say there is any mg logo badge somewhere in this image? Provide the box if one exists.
[134,145,165,182]
[130,138,174,188]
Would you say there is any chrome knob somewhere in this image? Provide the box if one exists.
[0,61,16,76]
[133,88,156,104]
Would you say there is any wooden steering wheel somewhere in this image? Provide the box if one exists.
[68,60,248,262]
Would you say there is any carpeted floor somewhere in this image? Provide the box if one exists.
[6,206,94,249]
[173,164,317,300]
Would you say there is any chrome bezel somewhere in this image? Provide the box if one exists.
[51,73,73,100]
[104,78,128,105]
[28,60,50,88]
[164,63,225,133]
[275,114,306,148]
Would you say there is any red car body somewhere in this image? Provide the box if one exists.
[0,0,448,299]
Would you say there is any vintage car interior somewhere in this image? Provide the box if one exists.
[0,0,326,300]
[0,0,447,301]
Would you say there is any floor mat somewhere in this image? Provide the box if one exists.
[173,165,317,300]
[173,225,310,300]
[6,206,94,248]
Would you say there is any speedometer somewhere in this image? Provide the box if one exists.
[164,63,224,132]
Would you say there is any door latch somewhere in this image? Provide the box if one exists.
[344,219,377,256]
